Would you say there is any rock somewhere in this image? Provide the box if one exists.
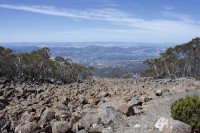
[1,130,8,133]
[147,91,157,99]
[52,121,72,133]
[134,124,141,128]
[89,123,104,132]
[88,98,100,106]
[162,88,170,93]
[19,111,34,124]
[115,103,135,117]
[1,121,11,132]
[81,106,124,129]
[0,77,197,132]
[55,80,63,85]
[127,96,141,106]
[139,95,151,102]
[99,92,111,98]
[154,117,169,131]
[61,112,70,121]
[79,116,95,130]
[0,97,8,104]
[15,122,40,133]
[76,129,88,133]
[155,117,192,133]
[80,98,88,105]
[0,117,7,129]
[0,96,8,110]
[102,127,114,133]
[0,78,9,84]
[39,109,55,124]
[133,106,143,114]
[0,84,5,89]
[194,81,200,87]
[155,89,162,96]
[162,119,191,133]
[56,103,68,111]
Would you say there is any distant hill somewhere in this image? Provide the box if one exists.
[1,42,174,78]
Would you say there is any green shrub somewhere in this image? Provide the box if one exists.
[195,76,200,81]
[171,95,200,132]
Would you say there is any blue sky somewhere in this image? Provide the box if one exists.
[0,0,200,43]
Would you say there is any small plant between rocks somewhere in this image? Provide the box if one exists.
[171,95,200,133]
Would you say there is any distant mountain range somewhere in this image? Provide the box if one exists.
[0,42,175,61]
[0,42,175,77]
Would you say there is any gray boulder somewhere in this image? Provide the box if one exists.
[15,122,40,133]
[80,106,124,131]
[115,103,135,117]
[52,119,74,133]
[39,109,55,124]
[155,117,191,133]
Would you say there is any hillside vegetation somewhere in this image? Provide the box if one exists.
[142,37,200,79]
[0,46,93,83]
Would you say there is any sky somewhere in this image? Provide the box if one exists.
[0,0,200,43]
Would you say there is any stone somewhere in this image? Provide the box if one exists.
[81,106,124,129]
[134,124,141,128]
[193,81,200,87]
[155,117,192,133]
[127,96,141,106]
[0,97,8,110]
[133,106,144,114]
[0,117,7,129]
[99,92,111,98]
[155,89,162,96]
[148,91,157,99]
[79,117,94,130]
[115,103,135,117]
[80,98,88,105]
[162,119,191,133]
[76,129,88,133]
[0,97,8,105]
[0,85,5,89]
[52,121,72,133]
[0,78,8,84]
[39,109,55,124]
[102,127,114,133]
[15,122,40,133]
[154,117,169,131]
[139,95,151,102]
[1,121,11,132]
[89,123,104,132]
[19,111,33,124]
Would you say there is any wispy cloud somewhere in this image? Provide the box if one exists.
[0,4,125,20]
[0,4,200,42]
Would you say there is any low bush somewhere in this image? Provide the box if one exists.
[171,95,200,132]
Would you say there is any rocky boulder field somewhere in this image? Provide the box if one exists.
[0,77,200,133]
